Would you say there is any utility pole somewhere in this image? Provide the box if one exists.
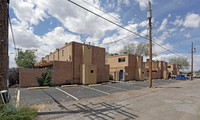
[0,0,9,103]
[147,1,152,88]
[191,42,193,80]
[0,0,9,91]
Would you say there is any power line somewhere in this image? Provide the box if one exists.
[68,0,147,39]
[8,15,17,55]
[100,34,135,46]
[101,25,149,46]
[67,0,189,59]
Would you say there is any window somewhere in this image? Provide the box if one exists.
[90,70,94,73]
[168,66,171,68]
[118,57,125,62]
[53,55,55,60]
[62,50,64,57]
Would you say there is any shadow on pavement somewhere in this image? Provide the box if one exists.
[42,89,68,110]
[159,87,182,89]
[38,102,139,120]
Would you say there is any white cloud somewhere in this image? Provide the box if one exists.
[102,23,139,53]
[183,13,200,28]
[157,18,168,32]
[168,14,171,18]
[184,33,191,38]
[10,18,41,48]
[135,0,154,11]
[10,0,48,26]
[170,16,183,26]
[168,28,177,33]
[139,20,148,27]
[180,28,185,32]
[9,18,81,66]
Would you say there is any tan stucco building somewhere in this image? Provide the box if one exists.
[144,60,169,79]
[20,41,109,86]
[167,64,179,75]
[106,54,145,81]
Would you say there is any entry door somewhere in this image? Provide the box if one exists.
[119,70,123,80]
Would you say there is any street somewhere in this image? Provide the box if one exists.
[33,79,200,120]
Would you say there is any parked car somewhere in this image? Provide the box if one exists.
[182,74,189,80]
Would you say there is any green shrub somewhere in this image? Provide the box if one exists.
[0,104,37,120]
[109,74,113,80]
[37,71,51,86]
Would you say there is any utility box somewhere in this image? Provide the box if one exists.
[81,64,97,84]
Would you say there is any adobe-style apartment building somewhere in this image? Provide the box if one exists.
[20,41,109,86]
[167,64,179,75]
[144,60,169,79]
[106,54,145,81]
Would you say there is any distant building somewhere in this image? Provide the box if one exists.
[144,61,169,79]
[106,54,145,81]
[167,64,179,75]
[20,42,109,87]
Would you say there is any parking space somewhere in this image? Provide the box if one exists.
[9,79,182,106]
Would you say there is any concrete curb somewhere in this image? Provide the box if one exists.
[61,84,78,88]
[27,86,50,90]
[88,84,101,87]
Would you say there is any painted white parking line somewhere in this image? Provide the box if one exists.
[16,90,20,108]
[55,87,79,100]
[83,86,110,95]
[104,85,127,91]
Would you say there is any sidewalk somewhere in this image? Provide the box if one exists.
[35,79,200,120]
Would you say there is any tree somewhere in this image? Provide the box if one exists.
[9,68,19,86]
[105,52,111,57]
[15,49,37,68]
[119,43,157,57]
[169,57,189,70]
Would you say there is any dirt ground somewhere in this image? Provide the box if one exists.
[35,79,200,120]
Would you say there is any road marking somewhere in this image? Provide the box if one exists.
[16,90,20,108]
[55,87,79,100]
[104,85,127,90]
[83,86,110,95]
[61,84,78,88]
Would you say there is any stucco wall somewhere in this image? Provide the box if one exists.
[19,68,52,87]
[53,61,72,85]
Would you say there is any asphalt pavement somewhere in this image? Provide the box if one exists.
[9,79,181,106]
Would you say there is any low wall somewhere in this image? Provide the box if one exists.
[19,68,53,87]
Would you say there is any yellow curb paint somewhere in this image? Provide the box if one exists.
[27,86,50,90]
[16,90,20,108]
[88,84,101,87]
[56,87,79,100]
[61,84,78,88]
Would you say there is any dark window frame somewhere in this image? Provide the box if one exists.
[118,57,125,62]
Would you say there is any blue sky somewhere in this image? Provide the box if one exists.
[8,0,200,71]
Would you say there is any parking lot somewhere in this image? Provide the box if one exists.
[9,79,181,106]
